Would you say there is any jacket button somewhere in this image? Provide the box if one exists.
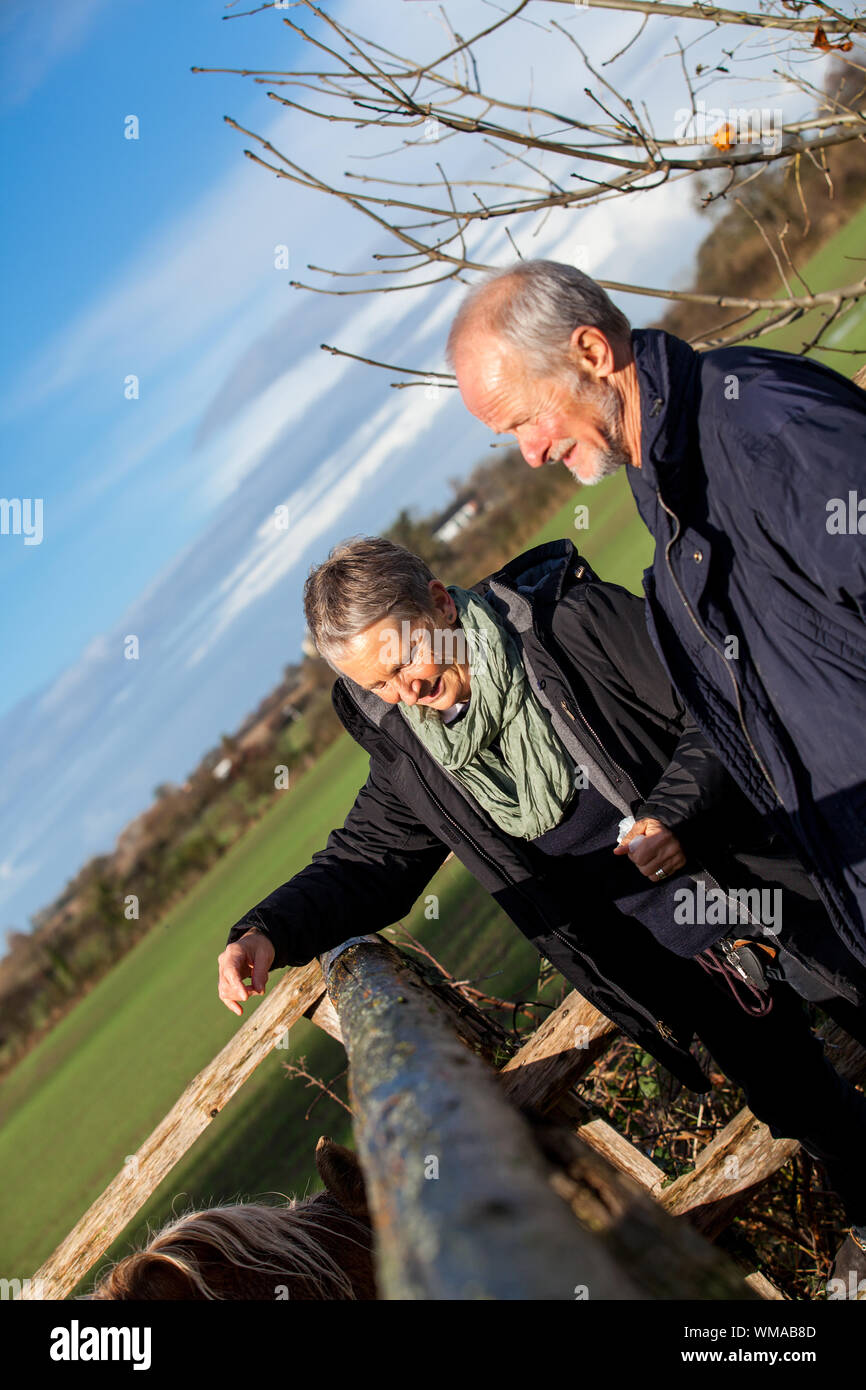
[692,549,703,563]
[538,679,546,690]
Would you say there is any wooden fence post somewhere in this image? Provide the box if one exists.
[21,963,327,1300]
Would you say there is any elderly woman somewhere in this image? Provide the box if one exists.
[218,535,866,1279]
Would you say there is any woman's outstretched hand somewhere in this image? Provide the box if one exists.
[218,927,276,1017]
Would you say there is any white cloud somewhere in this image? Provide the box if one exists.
[2,99,326,420]
[191,275,447,510]
[0,857,40,906]
[37,632,112,716]
[77,290,283,505]
[183,383,453,668]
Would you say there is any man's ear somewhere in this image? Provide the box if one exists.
[568,324,615,381]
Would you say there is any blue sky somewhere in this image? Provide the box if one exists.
[0,0,828,941]
[1,0,318,699]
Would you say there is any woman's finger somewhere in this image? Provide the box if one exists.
[647,854,685,881]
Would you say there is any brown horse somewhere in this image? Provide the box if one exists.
[86,1136,376,1300]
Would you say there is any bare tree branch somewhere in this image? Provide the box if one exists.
[199,0,866,367]
[539,0,865,34]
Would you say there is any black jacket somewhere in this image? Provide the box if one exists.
[626,327,866,967]
[225,541,857,1090]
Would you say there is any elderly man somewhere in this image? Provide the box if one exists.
[218,534,866,1278]
[447,259,866,974]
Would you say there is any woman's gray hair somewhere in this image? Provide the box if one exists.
[446,259,632,377]
[304,535,440,665]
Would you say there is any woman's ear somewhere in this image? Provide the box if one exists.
[428,579,456,623]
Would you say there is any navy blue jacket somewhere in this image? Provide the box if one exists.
[627,328,866,967]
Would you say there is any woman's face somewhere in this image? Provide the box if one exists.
[333,581,472,709]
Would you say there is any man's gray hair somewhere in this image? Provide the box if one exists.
[446,259,632,376]
[304,535,439,665]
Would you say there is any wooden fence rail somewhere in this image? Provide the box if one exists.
[21,963,328,1300]
[21,926,866,1300]
[322,936,754,1299]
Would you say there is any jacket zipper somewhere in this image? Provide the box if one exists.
[524,611,635,792]
[656,491,784,807]
[652,493,850,953]
[558,695,634,793]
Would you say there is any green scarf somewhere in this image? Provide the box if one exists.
[398,586,575,838]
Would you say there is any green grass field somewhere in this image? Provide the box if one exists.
[726,200,866,366]
[1,206,862,1295]
[530,467,655,592]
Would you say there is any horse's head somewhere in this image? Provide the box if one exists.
[85,1136,376,1300]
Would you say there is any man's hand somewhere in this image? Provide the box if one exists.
[613,816,686,881]
[218,928,276,1017]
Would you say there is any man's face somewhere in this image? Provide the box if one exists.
[454,331,630,485]
[332,581,472,709]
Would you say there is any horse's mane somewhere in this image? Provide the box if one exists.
[85,1192,375,1300]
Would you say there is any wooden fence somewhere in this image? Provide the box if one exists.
[21,924,865,1300]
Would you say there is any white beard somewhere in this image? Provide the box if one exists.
[559,376,630,485]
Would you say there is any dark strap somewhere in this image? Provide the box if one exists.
[695,946,774,1017]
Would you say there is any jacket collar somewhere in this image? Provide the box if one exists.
[478,538,593,632]
[333,671,395,731]
[630,327,703,511]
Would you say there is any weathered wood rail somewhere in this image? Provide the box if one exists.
[22,961,329,1300]
[321,936,754,1299]
[329,938,864,1297]
[28,922,863,1301]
